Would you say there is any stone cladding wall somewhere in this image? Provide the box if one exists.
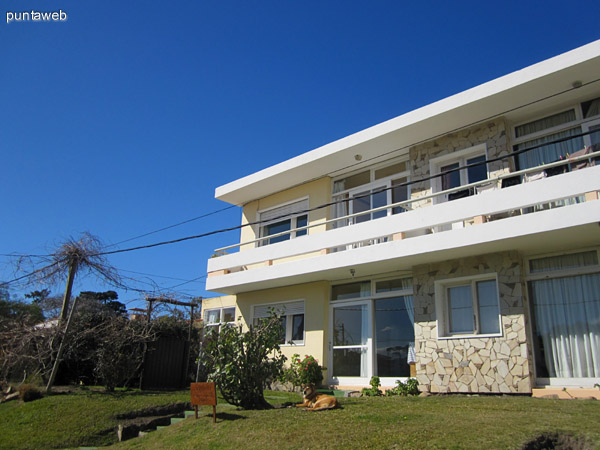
[408,118,511,209]
[413,252,532,394]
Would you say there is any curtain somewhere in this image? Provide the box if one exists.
[332,194,348,229]
[583,98,600,118]
[403,296,416,364]
[530,273,600,378]
[530,251,598,273]
[360,304,369,377]
[516,127,583,169]
[515,110,576,138]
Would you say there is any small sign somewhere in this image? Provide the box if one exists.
[190,382,217,423]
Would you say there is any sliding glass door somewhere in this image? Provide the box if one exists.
[330,277,415,385]
[331,302,370,378]
[527,251,600,384]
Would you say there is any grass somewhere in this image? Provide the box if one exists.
[1,389,599,449]
[110,394,600,450]
[0,387,190,449]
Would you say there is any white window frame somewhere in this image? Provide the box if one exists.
[583,118,600,147]
[511,97,600,169]
[257,197,309,246]
[331,158,410,226]
[252,299,305,346]
[204,306,236,333]
[525,248,600,387]
[435,273,502,339]
[329,275,414,387]
[430,144,489,205]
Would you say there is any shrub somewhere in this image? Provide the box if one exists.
[282,354,325,387]
[386,378,420,396]
[18,384,43,402]
[362,376,383,396]
[202,312,286,409]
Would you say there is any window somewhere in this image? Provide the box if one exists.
[204,307,236,333]
[435,275,501,337]
[253,300,304,345]
[331,160,409,228]
[527,250,600,380]
[330,276,414,381]
[430,145,488,204]
[258,199,309,246]
[512,97,600,170]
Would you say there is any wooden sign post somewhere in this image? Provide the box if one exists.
[190,382,217,423]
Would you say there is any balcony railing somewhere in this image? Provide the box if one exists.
[214,149,599,251]
[207,150,600,280]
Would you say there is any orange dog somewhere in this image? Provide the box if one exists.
[296,384,340,411]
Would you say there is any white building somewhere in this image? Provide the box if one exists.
[204,40,600,397]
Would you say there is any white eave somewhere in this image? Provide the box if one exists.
[215,40,600,206]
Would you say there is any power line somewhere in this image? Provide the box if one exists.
[104,205,237,249]
[3,80,599,262]
[163,275,208,290]
[89,127,599,258]
[0,261,62,287]
[118,268,206,283]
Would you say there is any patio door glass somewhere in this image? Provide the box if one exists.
[375,296,414,377]
[350,184,388,224]
[332,303,370,377]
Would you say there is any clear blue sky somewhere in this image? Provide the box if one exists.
[2,0,599,310]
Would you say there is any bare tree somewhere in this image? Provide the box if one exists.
[17,233,122,393]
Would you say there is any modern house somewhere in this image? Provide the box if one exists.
[203,40,600,397]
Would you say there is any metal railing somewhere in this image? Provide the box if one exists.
[213,149,599,256]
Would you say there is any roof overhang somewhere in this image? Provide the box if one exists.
[215,40,600,206]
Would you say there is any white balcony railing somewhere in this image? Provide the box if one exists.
[207,152,600,279]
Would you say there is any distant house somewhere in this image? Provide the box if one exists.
[203,41,600,398]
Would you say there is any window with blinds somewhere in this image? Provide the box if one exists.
[253,300,305,345]
[258,199,309,246]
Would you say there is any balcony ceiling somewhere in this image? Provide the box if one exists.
[215,40,600,206]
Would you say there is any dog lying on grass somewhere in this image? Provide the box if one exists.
[296,384,340,411]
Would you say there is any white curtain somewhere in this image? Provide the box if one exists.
[360,304,369,377]
[583,98,600,118]
[517,127,584,169]
[515,110,576,138]
[403,296,416,364]
[332,194,349,229]
[530,251,597,273]
[530,273,600,378]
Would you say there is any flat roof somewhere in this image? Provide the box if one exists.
[215,40,600,206]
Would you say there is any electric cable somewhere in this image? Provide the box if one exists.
[2,80,599,262]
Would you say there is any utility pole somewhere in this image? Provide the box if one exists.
[59,258,78,322]
[46,296,79,393]
[138,297,154,390]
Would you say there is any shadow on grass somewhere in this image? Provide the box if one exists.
[209,412,247,422]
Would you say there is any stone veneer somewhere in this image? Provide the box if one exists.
[413,252,532,394]
[409,118,511,208]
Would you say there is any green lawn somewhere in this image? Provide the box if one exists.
[1,389,599,449]
[110,394,600,450]
[0,387,191,450]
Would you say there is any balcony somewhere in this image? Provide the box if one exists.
[206,155,600,294]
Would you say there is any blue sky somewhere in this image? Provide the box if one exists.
[1,0,599,311]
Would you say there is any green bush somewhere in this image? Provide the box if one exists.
[282,354,324,387]
[18,384,43,402]
[362,376,383,396]
[202,313,286,409]
[386,378,420,396]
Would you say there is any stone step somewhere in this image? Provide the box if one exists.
[531,387,600,400]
